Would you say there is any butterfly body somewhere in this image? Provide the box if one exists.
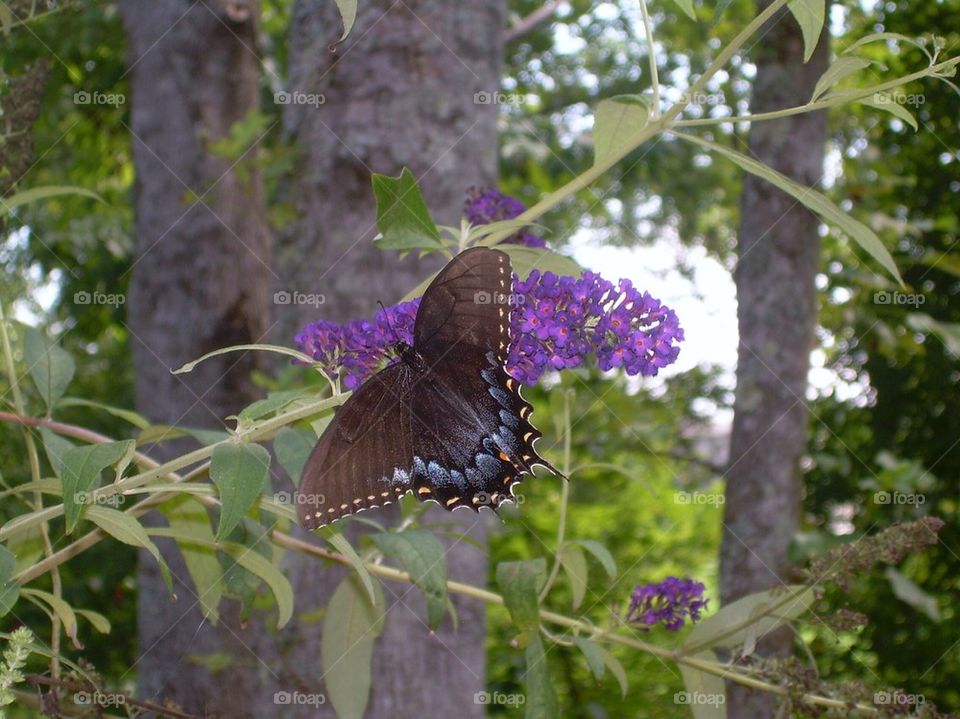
[296,248,558,529]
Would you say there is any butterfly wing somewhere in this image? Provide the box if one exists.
[296,362,415,529]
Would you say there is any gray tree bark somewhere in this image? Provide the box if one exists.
[268,2,505,716]
[121,1,272,715]
[720,3,830,717]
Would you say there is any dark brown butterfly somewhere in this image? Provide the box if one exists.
[296,247,559,529]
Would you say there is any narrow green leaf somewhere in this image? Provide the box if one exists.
[273,427,317,487]
[593,95,650,165]
[496,559,547,635]
[172,343,316,375]
[220,541,294,628]
[599,647,629,697]
[372,529,448,628]
[210,443,270,540]
[22,588,79,644]
[60,441,136,533]
[885,567,941,622]
[76,608,111,634]
[56,397,151,428]
[371,167,442,251]
[787,0,826,62]
[0,545,20,617]
[559,544,589,610]
[670,0,697,21]
[38,426,74,479]
[573,539,617,580]
[573,636,605,680]
[325,530,377,604]
[842,32,930,57]
[236,389,305,424]
[136,424,231,446]
[321,574,386,719]
[523,634,558,719]
[811,57,874,102]
[859,94,918,131]
[0,185,103,217]
[85,505,173,592]
[680,659,727,719]
[22,326,75,410]
[168,500,224,624]
[332,0,358,45]
[674,131,903,284]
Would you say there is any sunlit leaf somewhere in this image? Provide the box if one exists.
[22,326,75,411]
[210,443,271,540]
[593,95,650,165]
[371,167,442,251]
[788,0,826,62]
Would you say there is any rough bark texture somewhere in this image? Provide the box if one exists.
[720,3,830,717]
[267,2,505,716]
[121,1,272,715]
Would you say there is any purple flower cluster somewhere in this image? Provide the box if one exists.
[464,186,547,248]
[508,269,682,384]
[626,577,708,631]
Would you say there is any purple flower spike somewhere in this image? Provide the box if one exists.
[626,577,708,631]
[464,186,547,248]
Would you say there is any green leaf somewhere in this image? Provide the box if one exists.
[593,95,650,165]
[0,545,20,617]
[371,167,442,251]
[136,424,231,446]
[56,398,151,428]
[60,441,136,533]
[859,94,918,131]
[787,0,825,62]
[76,608,111,634]
[22,326,75,411]
[599,647,628,697]
[523,633,558,719]
[670,0,697,21]
[559,544,588,610]
[172,343,316,375]
[220,541,294,628]
[236,389,305,424]
[0,185,103,217]
[38,427,74,479]
[496,558,546,635]
[22,588,79,644]
[885,567,941,622]
[683,585,814,654]
[680,659,727,719]
[842,32,930,57]
[210,443,271,540]
[325,530,377,604]
[167,500,223,624]
[332,0,357,45]
[85,505,173,592]
[573,636,605,680]
[273,427,317,487]
[573,539,617,580]
[321,574,386,719]
[811,57,874,102]
[372,529,448,628]
[673,131,903,284]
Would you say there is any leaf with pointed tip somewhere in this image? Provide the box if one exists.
[85,505,173,592]
[559,544,588,610]
[372,529,448,628]
[372,168,442,251]
[788,0,826,62]
[60,441,136,533]
[273,427,317,487]
[573,539,617,580]
[22,326,75,411]
[210,443,270,540]
[593,95,650,165]
[0,545,19,617]
[573,636,605,680]
[599,647,628,697]
[496,559,546,636]
[332,0,357,45]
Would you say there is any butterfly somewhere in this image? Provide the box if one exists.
[296,246,559,529]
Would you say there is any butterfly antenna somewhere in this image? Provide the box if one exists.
[377,300,402,345]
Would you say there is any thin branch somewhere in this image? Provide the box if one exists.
[505,1,568,44]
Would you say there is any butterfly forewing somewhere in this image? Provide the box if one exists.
[296,247,558,529]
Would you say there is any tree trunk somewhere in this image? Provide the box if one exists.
[720,3,829,717]
[121,1,271,715]
[269,1,504,716]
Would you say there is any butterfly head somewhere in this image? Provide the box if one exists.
[394,340,427,372]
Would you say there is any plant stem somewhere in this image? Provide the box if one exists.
[539,389,573,602]
[638,0,660,118]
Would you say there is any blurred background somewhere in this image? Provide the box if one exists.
[1,0,957,717]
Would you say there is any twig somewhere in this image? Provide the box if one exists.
[505,1,568,44]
